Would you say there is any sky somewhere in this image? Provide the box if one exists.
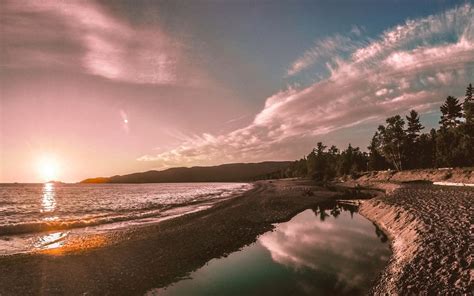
[1,0,473,183]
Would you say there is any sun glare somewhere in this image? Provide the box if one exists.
[37,156,60,182]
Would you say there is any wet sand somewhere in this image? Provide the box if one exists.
[360,183,473,295]
[0,180,340,295]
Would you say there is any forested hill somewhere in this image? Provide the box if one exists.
[80,161,292,183]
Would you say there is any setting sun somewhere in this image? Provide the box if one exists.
[37,156,60,182]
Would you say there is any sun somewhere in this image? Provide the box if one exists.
[37,156,60,182]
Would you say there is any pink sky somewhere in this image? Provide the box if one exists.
[1,1,473,182]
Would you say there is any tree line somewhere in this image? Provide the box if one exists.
[282,83,474,181]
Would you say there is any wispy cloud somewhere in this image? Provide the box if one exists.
[139,4,473,167]
[1,0,200,86]
[287,25,367,77]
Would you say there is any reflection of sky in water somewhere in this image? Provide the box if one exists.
[259,209,390,292]
[41,183,56,213]
[150,204,391,296]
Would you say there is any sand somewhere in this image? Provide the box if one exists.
[360,183,473,295]
[357,167,474,184]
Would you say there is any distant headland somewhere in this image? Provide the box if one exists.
[80,161,291,183]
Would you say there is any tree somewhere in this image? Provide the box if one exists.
[314,142,329,181]
[306,149,317,179]
[377,115,406,171]
[328,145,339,156]
[338,144,367,176]
[417,133,435,168]
[429,128,437,167]
[404,110,424,169]
[286,83,474,181]
[315,142,326,156]
[405,110,424,140]
[306,142,328,181]
[439,96,462,128]
[368,132,389,171]
[463,83,474,126]
[436,128,464,167]
[339,144,355,176]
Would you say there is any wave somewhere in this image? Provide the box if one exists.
[0,183,253,236]
[0,194,242,236]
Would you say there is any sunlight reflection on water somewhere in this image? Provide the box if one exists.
[41,183,56,213]
[34,231,69,250]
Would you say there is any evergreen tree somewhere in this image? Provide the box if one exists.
[463,83,474,126]
[315,142,326,156]
[328,145,339,156]
[405,110,424,140]
[429,128,437,167]
[314,142,329,181]
[339,144,355,176]
[282,83,474,181]
[436,128,463,167]
[417,133,434,168]
[404,110,424,168]
[439,96,462,128]
[306,149,317,179]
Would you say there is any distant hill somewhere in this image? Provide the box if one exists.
[80,161,292,183]
[80,177,110,184]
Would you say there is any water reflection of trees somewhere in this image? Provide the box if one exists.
[310,201,389,244]
[373,223,388,243]
[310,201,357,221]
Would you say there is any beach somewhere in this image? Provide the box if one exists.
[360,183,473,294]
[0,178,472,295]
[0,180,339,295]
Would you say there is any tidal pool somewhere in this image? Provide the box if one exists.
[148,201,391,296]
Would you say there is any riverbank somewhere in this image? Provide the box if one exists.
[359,183,472,294]
[0,179,340,295]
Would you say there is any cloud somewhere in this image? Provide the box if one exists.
[139,4,473,167]
[1,0,200,86]
[287,26,367,76]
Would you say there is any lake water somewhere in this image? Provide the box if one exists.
[148,201,391,296]
[0,182,252,254]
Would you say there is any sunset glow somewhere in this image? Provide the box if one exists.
[1,0,473,183]
[37,156,60,182]
[0,2,472,295]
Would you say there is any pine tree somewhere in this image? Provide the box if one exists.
[429,128,437,167]
[405,110,424,140]
[463,83,474,125]
[439,96,462,128]
[404,110,424,168]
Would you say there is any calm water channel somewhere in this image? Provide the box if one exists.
[148,201,391,296]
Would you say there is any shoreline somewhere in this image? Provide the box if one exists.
[359,182,472,294]
[0,179,340,295]
[0,178,471,295]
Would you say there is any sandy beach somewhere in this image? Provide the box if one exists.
[0,178,472,295]
[360,183,473,294]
